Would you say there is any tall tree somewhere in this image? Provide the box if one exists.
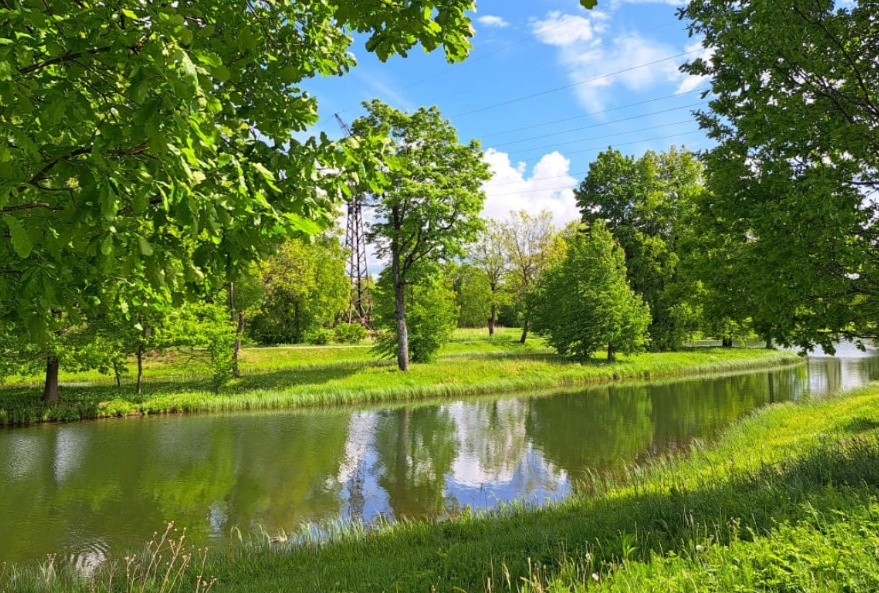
[680,0,879,350]
[0,0,482,399]
[470,219,509,335]
[355,100,489,371]
[576,147,704,351]
[531,222,650,362]
[373,269,459,364]
[500,210,562,343]
[450,262,493,329]
[248,235,349,345]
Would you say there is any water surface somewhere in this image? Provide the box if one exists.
[2,351,878,566]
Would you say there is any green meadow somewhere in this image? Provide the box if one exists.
[0,329,798,426]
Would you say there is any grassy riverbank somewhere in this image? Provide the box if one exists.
[5,379,879,592]
[0,329,798,426]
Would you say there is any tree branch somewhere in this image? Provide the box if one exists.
[1,202,63,213]
[18,47,110,75]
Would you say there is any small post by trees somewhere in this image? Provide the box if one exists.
[355,100,489,371]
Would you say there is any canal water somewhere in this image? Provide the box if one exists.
[1,347,878,567]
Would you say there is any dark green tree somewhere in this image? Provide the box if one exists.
[680,0,879,351]
[532,222,651,361]
[355,100,489,370]
[575,147,704,351]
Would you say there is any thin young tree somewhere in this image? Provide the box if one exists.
[470,219,509,335]
[500,210,561,343]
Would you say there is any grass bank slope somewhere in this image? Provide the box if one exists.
[0,329,798,425]
[201,383,879,592]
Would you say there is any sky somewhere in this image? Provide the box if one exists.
[303,0,713,263]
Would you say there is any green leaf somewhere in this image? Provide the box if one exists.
[284,212,322,235]
[138,237,154,256]
[3,214,33,258]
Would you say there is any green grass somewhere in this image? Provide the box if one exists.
[5,378,879,592]
[0,328,799,426]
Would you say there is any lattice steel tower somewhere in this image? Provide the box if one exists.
[335,114,372,326]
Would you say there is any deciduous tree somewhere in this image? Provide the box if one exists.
[470,219,510,335]
[680,0,879,350]
[248,235,349,345]
[373,269,459,364]
[532,222,650,361]
[576,147,703,350]
[355,100,489,370]
[0,0,482,397]
[499,210,561,343]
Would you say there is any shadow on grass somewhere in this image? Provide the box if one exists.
[0,362,374,426]
[226,433,879,592]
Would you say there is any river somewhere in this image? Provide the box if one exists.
[1,347,878,568]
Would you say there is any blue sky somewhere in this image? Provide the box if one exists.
[305,0,713,229]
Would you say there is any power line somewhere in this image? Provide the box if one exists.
[494,118,697,162]
[480,88,704,139]
[452,48,702,118]
[491,102,706,148]
[336,15,687,115]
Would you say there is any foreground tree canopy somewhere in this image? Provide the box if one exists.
[681,0,878,350]
[0,0,493,341]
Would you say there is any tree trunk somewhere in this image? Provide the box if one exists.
[392,250,410,371]
[113,361,122,388]
[722,337,733,348]
[488,304,497,336]
[607,343,616,362]
[519,317,529,344]
[136,346,144,396]
[42,356,60,403]
[233,312,245,379]
[765,336,773,349]
[229,282,241,379]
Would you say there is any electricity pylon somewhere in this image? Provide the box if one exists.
[335,114,372,326]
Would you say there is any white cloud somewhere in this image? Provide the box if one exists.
[532,11,696,111]
[532,11,604,46]
[480,148,580,227]
[675,40,714,95]
[477,15,510,28]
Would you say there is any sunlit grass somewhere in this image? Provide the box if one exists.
[0,334,799,426]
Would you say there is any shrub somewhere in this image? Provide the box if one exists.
[334,323,368,344]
